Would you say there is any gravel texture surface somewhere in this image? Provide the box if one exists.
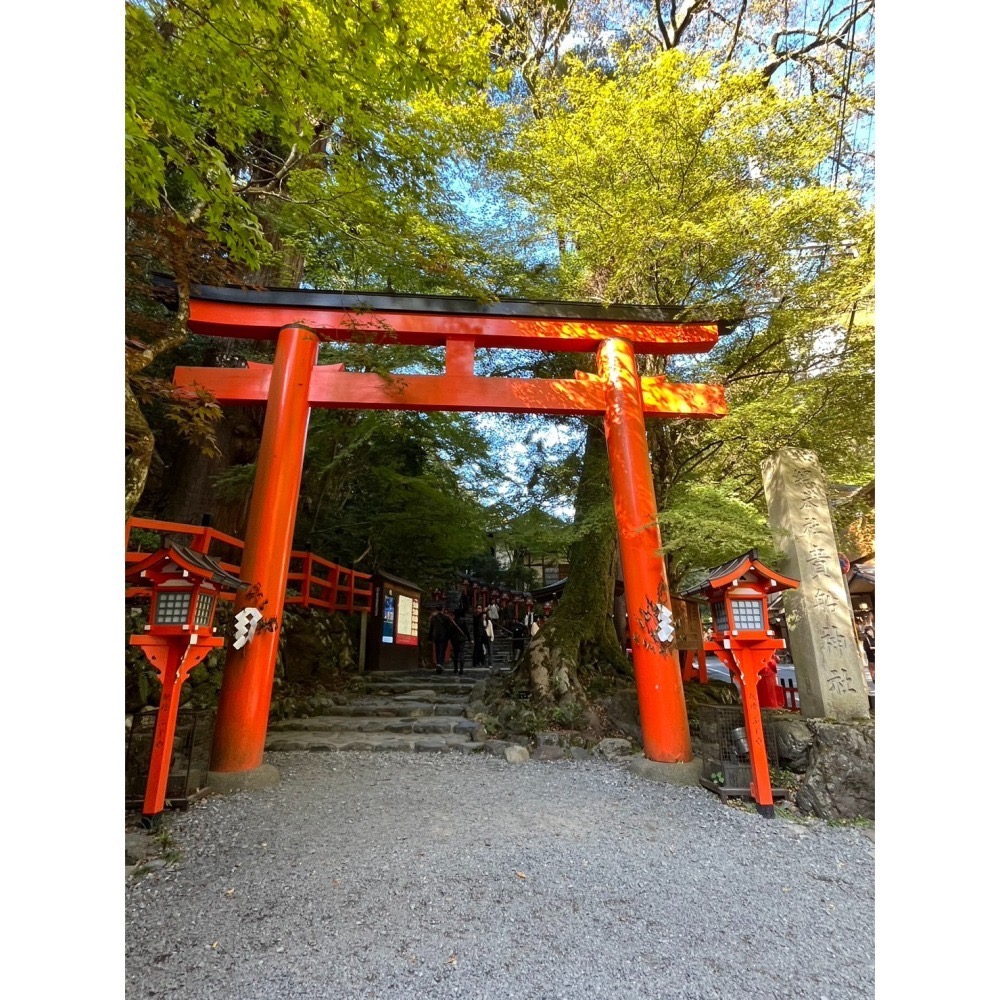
[126,751,875,999]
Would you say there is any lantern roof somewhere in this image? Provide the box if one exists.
[680,548,799,597]
[125,544,243,589]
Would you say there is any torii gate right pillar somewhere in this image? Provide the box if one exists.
[598,339,692,762]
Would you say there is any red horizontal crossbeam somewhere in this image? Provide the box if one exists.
[187,298,719,356]
[174,362,727,418]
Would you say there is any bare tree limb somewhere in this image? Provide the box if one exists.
[654,0,709,50]
[724,0,749,62]
[726,367,795,384]
[761,0,874,83]
[723,335,787,382]
[666,437,724,488]
[235,143,303,195]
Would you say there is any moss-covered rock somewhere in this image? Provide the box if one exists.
[277,608,357,684]
[795,719,875,821]
[125,604,361,717]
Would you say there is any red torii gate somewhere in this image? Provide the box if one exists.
[171,284,728,779]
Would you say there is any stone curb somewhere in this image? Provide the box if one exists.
[205,764,281,794]
[624,757,704,787]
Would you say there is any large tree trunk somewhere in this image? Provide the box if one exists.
[125,278,193,520]
[510,421,631,705]
[149,231,304,531]
[157,404,262,535]
[125,382,155,519]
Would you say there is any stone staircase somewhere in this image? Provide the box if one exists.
[265,666,501,754]
[439,589,525,670]
[264,589,527,755]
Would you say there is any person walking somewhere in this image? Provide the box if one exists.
[485,613,495,668]
[510,620,526,661]
[472,607,487,668]
[444,608,469,675]
[862,625,875,683]
[428,605,450,675]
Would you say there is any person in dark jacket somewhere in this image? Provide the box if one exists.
[428,605,450,675]
[444,608,469,675]
[510,620,526,661]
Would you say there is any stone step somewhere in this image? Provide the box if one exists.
[365,672,484,684]
[362,666,508,687]
[361,681,476,696]
[369,666,499,677]
[270,714,481,737]
[362,674,479,685]
[265,731,482,754]
[360,689,475,701]
[308,699,468,718]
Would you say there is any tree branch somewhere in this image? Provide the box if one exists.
[723,335,787,382]
[125,275,191,379]
[666,438,724,488]
[761,0,874,83]
[235,143,303,195]
[726,367,797,384]
[724,0,749,62]
[654,0,709,50]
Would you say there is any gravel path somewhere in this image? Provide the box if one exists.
[125,751,875,999]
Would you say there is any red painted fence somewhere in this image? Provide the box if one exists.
[125,517,373,615]
[779,677,800,711]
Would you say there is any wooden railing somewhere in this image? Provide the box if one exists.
[125,517,373,614]
[779,677,800,711]
[285,550,372,614]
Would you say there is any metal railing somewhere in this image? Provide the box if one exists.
[125,708,215,811]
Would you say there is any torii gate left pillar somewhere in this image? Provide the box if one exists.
[209,324,318,775]
[172,284,728,783]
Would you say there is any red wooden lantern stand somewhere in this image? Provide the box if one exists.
[683,550,798,817]
[126,546,241,824]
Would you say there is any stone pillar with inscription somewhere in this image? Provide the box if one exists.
[761,448,870,720]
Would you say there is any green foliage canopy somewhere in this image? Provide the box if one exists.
[126,0,503,285]
[495,45,873,575]
[506,49,867,314]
